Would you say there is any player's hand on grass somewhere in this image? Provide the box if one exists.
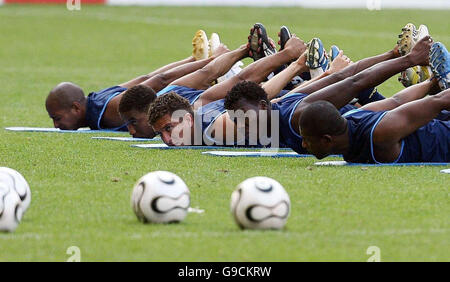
[329,50,352,73]
[408,35,433,66]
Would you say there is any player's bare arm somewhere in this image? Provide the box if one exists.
[297,36,433,113]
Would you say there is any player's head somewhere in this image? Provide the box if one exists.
[224,81,271,139]
[148,92,195,146]
[299,101,347,159]
[45,82,87,130]
[119,85,157,138]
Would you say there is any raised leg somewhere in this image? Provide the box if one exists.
[119,56,196,89]
[138,57,214,92]
[194,37,306,108]
[170,45,246,91]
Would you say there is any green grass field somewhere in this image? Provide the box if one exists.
[0,4,449,262]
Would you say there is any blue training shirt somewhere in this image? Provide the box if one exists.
[195,99,281,148]
[194,99,227,145]
[343,109,450,163]
[272,93,356,154]
[86,86,128,131]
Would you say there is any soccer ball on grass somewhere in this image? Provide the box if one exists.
[131,171,190,224]
[230,176,290,230]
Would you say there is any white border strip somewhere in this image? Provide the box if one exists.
[0,0,4,6]
[106,0,450,9]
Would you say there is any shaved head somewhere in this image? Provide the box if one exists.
[299,101,347,136]
[45,82,87,130]
[46,82,85,109]
[299,101,348,159]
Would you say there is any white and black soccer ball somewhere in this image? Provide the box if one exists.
[131,171,190,224]
[0,167,31,213]
[230,176,290,230]
[0,182,24,232]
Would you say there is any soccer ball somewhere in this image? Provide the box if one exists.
[0,167,31,213]
[230,176,290,230]
[131,171,190,223]
[0,182,24,232]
